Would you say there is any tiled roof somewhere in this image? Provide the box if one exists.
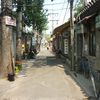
[52,21,70,36]
[76,0,100,22]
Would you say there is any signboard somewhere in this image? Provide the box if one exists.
[64,39,68,54]
[4,16,16,26]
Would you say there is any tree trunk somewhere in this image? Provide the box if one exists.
[1,0,14,78]
[16,11,22,61]
[1,17,14,77]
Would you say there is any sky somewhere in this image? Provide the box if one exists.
[43,0,92,35]
[43,0,70,34]
[0,0,91,35]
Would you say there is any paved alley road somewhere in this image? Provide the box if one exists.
[0,48,88,100]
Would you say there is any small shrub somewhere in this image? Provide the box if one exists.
[15,64,22,74]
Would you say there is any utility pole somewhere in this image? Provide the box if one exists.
[49,19,59,32]
[69,0,74,70]
[49,13,58,33]
[50,0,58,33]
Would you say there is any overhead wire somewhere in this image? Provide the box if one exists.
[73,0,79,9]
[62,1,70,23]
[57,0,66,25]
[1,0,79,7]
[43,2,68,6]
[44,7,70,11]
[62,0,79,23]
[1,2,69,7]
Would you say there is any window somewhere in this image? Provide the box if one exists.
[88,18,96,56]
[89,32,96,56]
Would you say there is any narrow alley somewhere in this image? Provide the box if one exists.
[0,47,88,100]
[0,0,100,100]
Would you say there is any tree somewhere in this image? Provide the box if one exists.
[16,0,23,61]
[22,0,48,53]
[74,0,84,18]
[13,0,48,61]
[24,0,48,33]
[1,0,15,78]
[12,0,25,62]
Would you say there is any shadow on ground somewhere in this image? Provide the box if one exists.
[32,57,47,68]
[30,55,65,68]
[29,55,97,100]
[47,56,63,66]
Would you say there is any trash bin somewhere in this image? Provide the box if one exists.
[8,74,15,81]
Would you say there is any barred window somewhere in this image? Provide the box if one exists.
[89,32,96,56]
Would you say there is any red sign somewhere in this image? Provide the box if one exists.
[4,16,16,26]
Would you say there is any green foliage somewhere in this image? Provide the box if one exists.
[23,0,48,33]
[15,65,22,74]
[13,0,48,33]
[74,0,84,18]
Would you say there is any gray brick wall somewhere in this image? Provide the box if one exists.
[95,30,100,70]
[0,0,1,72]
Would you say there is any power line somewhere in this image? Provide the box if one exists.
[57,0,66,25]
[73,0,79,9]
[62,0,77,23]
[63,1,70,23]
[43,2,67,6]
[1,0,77,8]
[1,2,68,7]
[44,7,70,11]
